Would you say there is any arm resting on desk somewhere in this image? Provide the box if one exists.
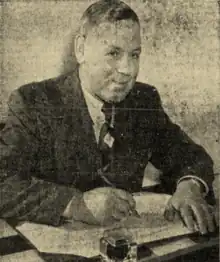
[148,88,214,193]
[0,88,90,226]
[0,174,77,226]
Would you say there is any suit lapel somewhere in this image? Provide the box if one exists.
[114,95,133,150]
[58,69,102,180]
[105,92,143,191]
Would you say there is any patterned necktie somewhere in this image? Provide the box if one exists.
[98,103,115,168]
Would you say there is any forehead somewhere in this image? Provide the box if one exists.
[86,20,141,48]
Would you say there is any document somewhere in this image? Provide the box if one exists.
[0,219,18,238]
[16,193,193,258]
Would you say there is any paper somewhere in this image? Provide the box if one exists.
[133,192,171,215]
[0,219,18,238]
[16,193,193,258]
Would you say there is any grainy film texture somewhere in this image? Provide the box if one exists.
[0,0,219,177]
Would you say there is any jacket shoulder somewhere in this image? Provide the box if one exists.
[134,81,158,95]
[129,81,161,108]
[19,74,68,99]
[9,73,71,107]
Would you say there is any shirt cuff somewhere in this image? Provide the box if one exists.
[177,175,209,196]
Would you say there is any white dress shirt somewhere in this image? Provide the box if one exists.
[81,87,105,142]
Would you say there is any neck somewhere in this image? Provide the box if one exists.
[78,65,102,101]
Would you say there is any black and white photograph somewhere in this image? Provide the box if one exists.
[0,0,219,261]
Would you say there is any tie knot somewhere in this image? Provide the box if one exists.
[101,102,113,123]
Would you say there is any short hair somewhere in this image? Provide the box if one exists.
[78,0,140,37]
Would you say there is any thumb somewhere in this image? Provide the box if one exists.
[114,189,136,209]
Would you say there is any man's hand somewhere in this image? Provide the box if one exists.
[164,180,216,235]
[83,187,137,226]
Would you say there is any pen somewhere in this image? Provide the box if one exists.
[98,166,141,218]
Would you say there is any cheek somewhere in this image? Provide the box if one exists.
[88,57,113,75]
[95,63,114,82]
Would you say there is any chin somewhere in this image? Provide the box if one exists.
[101,87,132,103]
[107,93,128,103]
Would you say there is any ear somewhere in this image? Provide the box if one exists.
[74,34,86,64]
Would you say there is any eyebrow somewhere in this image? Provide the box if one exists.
[107,46,142,52]
[132,47,142,52]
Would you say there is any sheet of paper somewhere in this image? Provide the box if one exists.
[16,193,192,258]
[0,219,18,238]
[133,192,171,215]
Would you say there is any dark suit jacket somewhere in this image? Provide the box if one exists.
[0,68,214,225]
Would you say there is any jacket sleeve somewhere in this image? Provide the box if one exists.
[148,88,214,192]
[0,88,92,226]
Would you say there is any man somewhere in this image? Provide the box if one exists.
[0,0,217,234]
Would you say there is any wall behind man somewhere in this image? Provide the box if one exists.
[1,0,219,173]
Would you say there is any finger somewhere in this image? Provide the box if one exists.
[202,205,216,233]
[114,198,131,216]
[164,205,176,221]
[114,199,140,218]
[209,205,219,228]
[111,209,127,221]
[114,189,136,209]
[191,205,208,235]
[180,206,195,232]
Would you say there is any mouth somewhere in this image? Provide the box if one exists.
[113,80,129,85]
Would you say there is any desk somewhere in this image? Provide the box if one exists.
[1,175,219,261]
[0,219,44,261]
[0,218,218,262]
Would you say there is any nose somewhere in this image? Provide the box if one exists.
[116,55,133,76]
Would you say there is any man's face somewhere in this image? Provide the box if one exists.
[79,20,141,103]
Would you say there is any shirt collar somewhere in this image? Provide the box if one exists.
[81,86,105,125]
[82,87,103,110]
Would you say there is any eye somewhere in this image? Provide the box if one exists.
[132,52,140,59]
[108,50,120,58]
